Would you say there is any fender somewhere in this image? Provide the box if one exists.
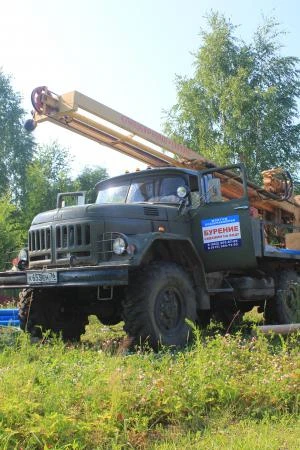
[129,232,210,309]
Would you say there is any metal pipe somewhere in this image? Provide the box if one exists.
[255,324,300,335]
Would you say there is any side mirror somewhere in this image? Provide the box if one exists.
[177,186,190,215]
[56,191,86,208]
[177,185,190,199]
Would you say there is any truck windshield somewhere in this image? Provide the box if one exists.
[96,175,187,204]
[96,182,130,204]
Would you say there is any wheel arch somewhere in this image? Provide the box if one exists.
[137,237,210,310]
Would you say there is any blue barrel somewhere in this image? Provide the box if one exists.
[0,320,20,326]
[0,308,20,327]
[0,315,17,320]
[0,315,19,321]
[0,309,19,316]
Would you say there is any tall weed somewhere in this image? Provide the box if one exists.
[0,324,299,449]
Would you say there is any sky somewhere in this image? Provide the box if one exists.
[0,0,299,177]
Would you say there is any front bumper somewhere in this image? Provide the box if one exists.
[0,264,129,289]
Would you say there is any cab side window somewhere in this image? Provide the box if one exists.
[189,175,201,208]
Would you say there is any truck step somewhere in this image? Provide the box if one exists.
[207,288,234,294]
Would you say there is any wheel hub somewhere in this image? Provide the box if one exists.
[155,287,183,333]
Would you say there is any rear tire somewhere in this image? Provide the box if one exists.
[123,262,197,350]
[264,270,300,324]
[18,288,88,341]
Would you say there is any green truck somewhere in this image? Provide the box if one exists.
[0,164,299,348]
[0,87,299,349]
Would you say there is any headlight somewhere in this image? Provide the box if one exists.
[112,237,127,255]
[18,248,28,263]
[17,248,29,269]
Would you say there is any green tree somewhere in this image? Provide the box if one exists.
[22,145,108,230]
[0,71,34,203]
[0,195,23,270]
[73,166,108,203]
[164,13,300,182]
[22,142,73,229]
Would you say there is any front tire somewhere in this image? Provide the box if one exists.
[123,262,198,350]
[18,288,88,341]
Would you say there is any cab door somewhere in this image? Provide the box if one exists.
[191,165,257,272]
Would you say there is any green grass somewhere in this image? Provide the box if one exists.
[0,316,299,449]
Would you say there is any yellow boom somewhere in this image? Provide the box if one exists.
[26,86,300,224]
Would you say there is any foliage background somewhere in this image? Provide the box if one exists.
[0,70,108,269]
[164,14,300,183]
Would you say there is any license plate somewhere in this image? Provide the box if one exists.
[27,271,58,285]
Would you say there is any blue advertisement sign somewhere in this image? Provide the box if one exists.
[201,215,242,251]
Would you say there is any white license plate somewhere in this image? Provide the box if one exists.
[27,271,58,285]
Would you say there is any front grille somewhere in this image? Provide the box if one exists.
[28,223,92,265]
[55,224,91,261]
[29,227,51,251]
[55,224,90,249]
[28,227,51,262]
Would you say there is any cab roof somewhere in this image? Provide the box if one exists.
[95,166,199,190]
